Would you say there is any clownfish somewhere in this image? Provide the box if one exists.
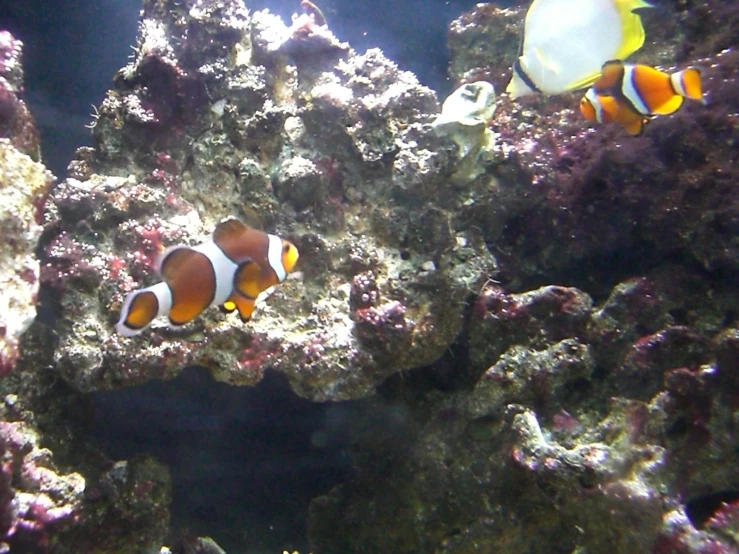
[579,60,705,136]
[116,218,299,337]
[507,0,652,99]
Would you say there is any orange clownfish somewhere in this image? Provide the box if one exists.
[116,218,299,336]
[580,60,705,136]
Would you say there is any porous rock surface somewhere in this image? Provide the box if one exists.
[447,0,739,291]
[1,32,172,554]
[42,0,496,401]
[306,1,739,553]
[0,33,53,378]
[310,267,739,553]
[1,0,737,551]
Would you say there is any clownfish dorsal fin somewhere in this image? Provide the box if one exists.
[213,218,250,244]
[233,258,263,300]
[594,60,626,93]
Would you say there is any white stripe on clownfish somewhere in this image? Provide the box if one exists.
[669,72,687,97]
[621,65,650,115]
[115,218,299,337]
[584,89,605,123]
[268,234,287,283]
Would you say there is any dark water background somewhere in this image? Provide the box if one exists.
[89,368,356,552]
[0,0,487,178]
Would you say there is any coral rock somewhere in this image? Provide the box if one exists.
[0,140,54,378]
[42,0,496,401]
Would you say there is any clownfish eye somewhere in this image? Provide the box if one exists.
[283,244,291,253]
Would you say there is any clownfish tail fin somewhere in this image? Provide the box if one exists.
[670,67,705,104]
[115,282,172,337]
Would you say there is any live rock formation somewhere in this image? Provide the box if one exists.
[1,0,738,551]
[41,0,495,401]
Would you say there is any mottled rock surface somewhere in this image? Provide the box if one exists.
[0,31,40,159]
[42,0,496,401]
[2,0,738,551]
[0,28,171,554]
[0,33,53,379]
[0,356,172,553]
[306,1,739,553]
[448,0,739,292]
[310,268,739,553]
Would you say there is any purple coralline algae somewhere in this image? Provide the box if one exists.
[307,1,739,553]
[0,33,53,380]
[0,31,39,159]
[0,389,171,554]
[0,0,737,551]
[40,0,495,401]
[446,0,739,288]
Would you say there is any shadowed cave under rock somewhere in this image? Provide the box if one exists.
[86,368,356,553]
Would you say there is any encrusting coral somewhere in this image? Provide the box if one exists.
[0,0,738,551]
[36,0,496,401]
[0,33,54,380]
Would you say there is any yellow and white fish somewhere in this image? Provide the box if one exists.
[116,218,299,336]
[507,0,652,99]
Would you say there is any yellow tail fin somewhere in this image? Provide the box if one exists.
[677,68,705,104]
[613,0,653,61]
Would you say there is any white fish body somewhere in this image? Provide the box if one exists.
[507,0,651,98]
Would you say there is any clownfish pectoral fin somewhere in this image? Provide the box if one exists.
[233,259,264,300]
[623,116,649,136]
[594,60,626,93]
[223,294,256,322]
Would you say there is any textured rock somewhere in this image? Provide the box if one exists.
[1,323,172,553]
[447,0,739,291]
[41,0,497,401]
[0,32,39,159]
[0,419,84,552]
[309,261,739,552]
[3,0,737,551]
[0,34,54,378]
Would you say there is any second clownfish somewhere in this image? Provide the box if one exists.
[580,60,705,136]
[116,218,299,337]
